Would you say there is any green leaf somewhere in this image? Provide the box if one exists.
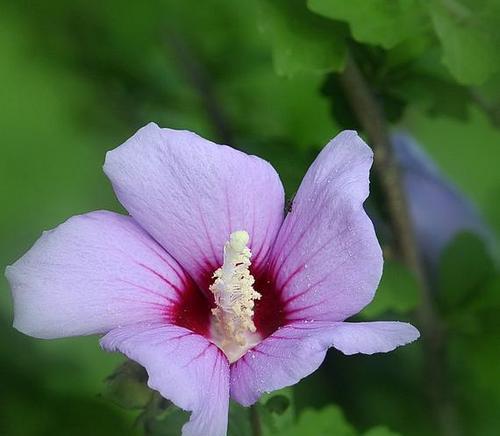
[138,394,189,436]
[470,275,500,316]
[387,44,472,120]
[427,0,500,84]
[361,260,420,318]
[260,387,295,436]
[308,0,428,49]
[102,360,152,410]
[385,34,435,68]
[265,395,290,415]
[228,401,252,436]
[438,232,496,311]
[473,72,500,127]
[291,405,356,436]
[446,272,500,336]
[391,72,471,120]
[363,426,402,436]
[228,388,294,436]
[258,0,346,77]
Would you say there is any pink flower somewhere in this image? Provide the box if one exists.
[6,124,419,436]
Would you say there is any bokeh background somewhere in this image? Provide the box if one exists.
[1,1,499,435]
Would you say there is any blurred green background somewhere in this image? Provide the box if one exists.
[1,1,499,435]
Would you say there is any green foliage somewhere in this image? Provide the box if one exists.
[103,361,153,410]
[390,69,471,121]
[308,0,427,49]
[228,388,295,436]
[135,386,403,436]
[439,235,500,435]
[438,232,496,312]
[290,405,401,436]
[363,426,401,436]
[291,405,356,436]
[258,0,346,77]
[0,317,138,436]
[428,0,500,85]
[469,274,500,318]
[264,394,291,415]
[259,388,295,435]
[138,395,189,436]
[1,1,500,436]
[308,0,500,85]
[361,260,420,318]
[228,402,253,436]
[435,231,499,349]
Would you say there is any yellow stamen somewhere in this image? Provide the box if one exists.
[209,230,261,362]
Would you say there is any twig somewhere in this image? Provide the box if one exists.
[338,53,460,436]
[250,405,263,436]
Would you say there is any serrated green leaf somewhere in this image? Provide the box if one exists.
[308,0,428,49]
[291,405,356,436]
[438,232,495,311]
[258,0,346,77]
[363,426,402,436]
[428,0,500,84]
[361,260,420,318]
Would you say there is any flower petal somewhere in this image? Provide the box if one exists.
[393,132,494,268]
[101,322,229,436]
[104,123,285,286]
[269,131,382,322]
[326,321,420,355]
[6,210,199,339]
[230,320,418,406]
[230,323,334,406]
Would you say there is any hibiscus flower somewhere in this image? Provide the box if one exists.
[6,123,419,436]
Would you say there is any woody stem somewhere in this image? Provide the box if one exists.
[338,52,460,436]
[250,404,263,436]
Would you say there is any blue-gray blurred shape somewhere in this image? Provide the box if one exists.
[392,132,495,270]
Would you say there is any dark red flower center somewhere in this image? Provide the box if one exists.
[170,265,287,342]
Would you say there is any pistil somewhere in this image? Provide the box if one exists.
[209,230,261,362]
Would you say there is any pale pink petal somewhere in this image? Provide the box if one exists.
[104,123,285,286]
[325,321,420,355]
[230,321,419,406]
[269,131,383,322]
[5,211,200,339]
[230,323,333,406]
[101,322,229,436]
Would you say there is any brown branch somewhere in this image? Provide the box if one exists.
[250,405,263,436]
[339,53,460,436]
